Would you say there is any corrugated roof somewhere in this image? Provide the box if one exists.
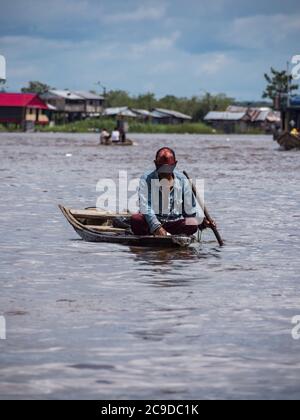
[0,93,49,109]
[256,107,272,112]
[206,106,280,123]
[204,111,246,121]
[154,108,192,120]
[103,107,137,117]
[74,91,104,100]
[248,109,261,121]
[250,110,281,123]
[226,105,248,113]
[149,110,165,119]
[252,110,270,122]
[132,109,152,117]
[103,107,128,115]
[46,103,57,111]
[46,90,83,100]
[266,112,281,123]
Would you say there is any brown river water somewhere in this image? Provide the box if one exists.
[0,132,300,400]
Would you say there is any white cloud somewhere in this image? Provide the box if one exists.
[149,61,176,75]
[0,30,259,100]
[103,4,167,23]
[9,65,40,79]
[0,0,95,25]
[0,35,84,51]
[0,34,98,89]
[147,32,180,50]
[128,32,181,57]
[225,14,300,50]
[195,53,234,76]
[1,6,297,101]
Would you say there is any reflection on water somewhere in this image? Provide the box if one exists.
[0,133,300,400]
[130,245,222,288]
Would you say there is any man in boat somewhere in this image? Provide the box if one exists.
[111,127,121,143]
[117,118,129,143]
[291,127,300,137]
[131,147,215,237]
[100,128,111,145]
[289,120,300,137]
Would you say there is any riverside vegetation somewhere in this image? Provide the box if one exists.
[40,119,216,134]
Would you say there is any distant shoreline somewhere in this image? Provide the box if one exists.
[1,121,266,136]
[0,130,268,136]
[40,121,217,135]
[0,120,267,135]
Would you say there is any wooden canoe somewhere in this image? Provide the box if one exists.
[277,132,300,150]
[101,139,135,146]
[59,206,195,248]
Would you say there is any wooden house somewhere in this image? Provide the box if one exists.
[42,90,104,122]
[204,106,281,133]
[74,91,104,116]
[42,90,85,122]
[0,93,49,130]
[151,108,192,124]
[204,111,249,133]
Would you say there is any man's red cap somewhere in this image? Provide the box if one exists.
[155,148,177,174]
[156,148,176,166]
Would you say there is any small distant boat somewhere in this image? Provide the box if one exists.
[59,206,195,248]
[100,139,135,147]
[277,132,300,150]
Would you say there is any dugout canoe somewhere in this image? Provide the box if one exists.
[100,139,135,146]
[59,206,195,248]
[277,132,300,150]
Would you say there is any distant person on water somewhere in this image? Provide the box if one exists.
[111,128,120,143]
[117,118,129,143]
[100,128,111,145]
[291,127,300,137]
[289,120,299,137]
[131,147,215,237]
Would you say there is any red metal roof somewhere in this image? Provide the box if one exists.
[0,93,49,109]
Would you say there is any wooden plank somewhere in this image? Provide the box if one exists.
[70,209,130,219]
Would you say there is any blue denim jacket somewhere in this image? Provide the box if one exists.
[139,169,204,233]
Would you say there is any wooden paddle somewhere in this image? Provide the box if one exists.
[183,171,224,247]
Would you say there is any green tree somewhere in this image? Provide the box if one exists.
[134,93,157,110]
[157,95,180,111]
[102,88,234,122]
[21,81,52,94]
[106,90,134,107]
[262,68,298,101]
[191,93,234,121]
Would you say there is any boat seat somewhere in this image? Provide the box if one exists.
[70,209,130,220]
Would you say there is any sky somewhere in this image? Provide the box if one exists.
[0,0,300,100]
